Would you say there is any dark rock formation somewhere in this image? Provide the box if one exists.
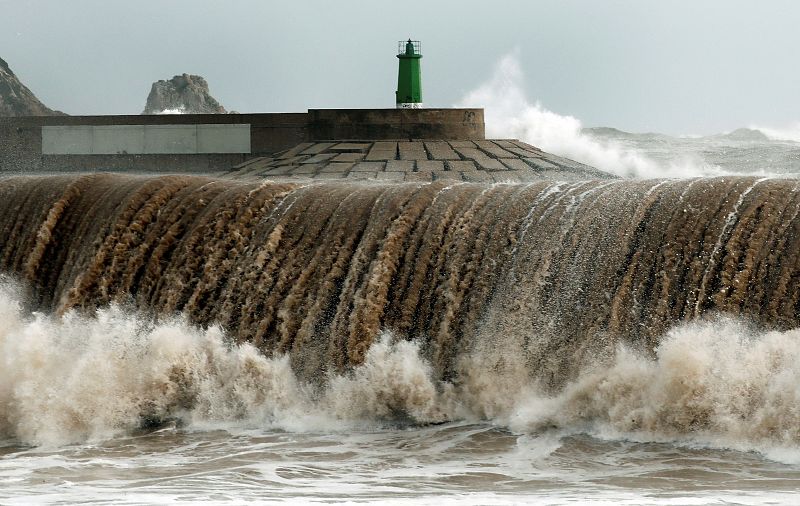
[142,74,226,114]
[0,57,65,116]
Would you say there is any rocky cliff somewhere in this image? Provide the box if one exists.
[142,74,226,114]
[0,57,65,116]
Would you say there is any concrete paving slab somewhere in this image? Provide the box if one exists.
[424,141,460,159]
[453,148,506,170]
[539,153,580,168]
[433,171,463,181]
[229,159,269,175]
[365,150,397,161]
[329,143,370,152]
[386,160,415,172]
[301,153,337,164]
[377,171,405,181]
[347,171,378,180]
[476,140,517,158]
[278,142,314,159]
[320,162,354,173]
[405,172,432,182]
[525,158,559,171]
[301,142,336,155]
[235,164,272,178]
[493,140,519,148]
[416,160,444,172]
[500,158,533,172]
[280,155,307,166]
[506,147,543,158]
[449,140,476,148]
[511,140,543,153]
[232,156,270,170]
[223,137,612,183]
[461,171,493,183]
[352,161,386,172]
[262,166,295,176]
[332,152,365,162]
[372,141,397,151]
[366,141,397,161]
[291,164,320,175]
[398,141,428,160]
[446,160,478,172]
[238,159,274,174]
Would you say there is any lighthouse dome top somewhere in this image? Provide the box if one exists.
[397,40,421,57]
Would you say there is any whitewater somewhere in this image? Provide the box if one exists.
[3,59,800,504]
[459,54,800,179]
[3,287,800,503]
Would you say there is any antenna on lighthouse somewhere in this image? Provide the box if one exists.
[396,39,422,109]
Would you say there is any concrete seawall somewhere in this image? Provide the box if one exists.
[0,108,484,173]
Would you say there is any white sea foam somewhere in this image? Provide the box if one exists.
[456,54,716,178]
[507,318,800,462]
[0,282,449,446]
[2,280,800,460]
[156,107,186,114]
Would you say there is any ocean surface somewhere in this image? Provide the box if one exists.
[583,126,800,178]
[2,130,800,505]
[3,306,800,505]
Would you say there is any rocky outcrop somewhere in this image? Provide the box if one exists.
[0,57,65,116]
[142,74,226,114]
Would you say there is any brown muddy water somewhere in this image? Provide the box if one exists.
[1,174,800,504]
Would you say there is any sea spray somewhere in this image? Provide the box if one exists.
[0,282,452,446]
[457,54,716,178]
[508,318,800,459]
[3,281,800,461]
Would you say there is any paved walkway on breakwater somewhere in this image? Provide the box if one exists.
[226,139,614,182]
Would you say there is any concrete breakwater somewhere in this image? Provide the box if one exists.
[225,139,611,183]
[0,174,797,386]
[0,108,485,173]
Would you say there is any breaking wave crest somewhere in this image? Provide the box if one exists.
[3,281,800,460]
[0,281,449,446]
[508,319,800,460]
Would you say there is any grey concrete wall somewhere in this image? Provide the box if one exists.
[0,113,306,172]
[308,108,484,141]
[0,109,484,173]
[42,124,251,155]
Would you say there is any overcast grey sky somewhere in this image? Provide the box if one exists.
[2,0,798,134]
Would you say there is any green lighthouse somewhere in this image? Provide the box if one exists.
[396,39,422,108]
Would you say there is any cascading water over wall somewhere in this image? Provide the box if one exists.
[1,174,798,391]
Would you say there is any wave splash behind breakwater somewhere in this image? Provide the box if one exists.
[1,174,800,448]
